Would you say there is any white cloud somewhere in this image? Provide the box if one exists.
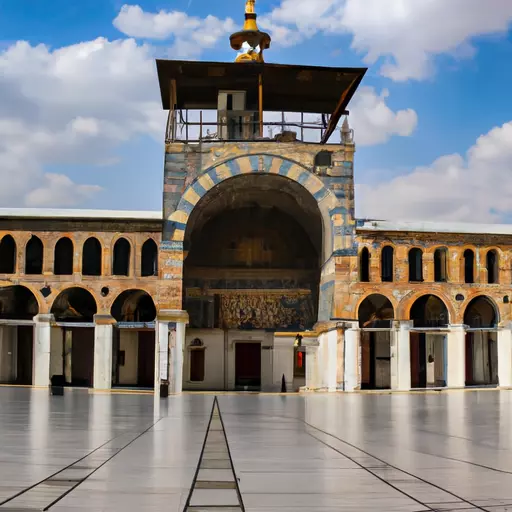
[0,37,166,207]
[349,87,417,146]
[265,0,512,81]
[113,4,235,58]
[357,121,512,223]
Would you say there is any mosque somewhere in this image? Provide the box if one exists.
[0,1,510,394]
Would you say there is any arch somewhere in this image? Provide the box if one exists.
[464,295,499,328]
[486,249,499,284]
[141,239,158,277]
[82,237,102,276]
[409,294,449,328]
[111,289,156,323]
[0,285,39,320]
[113,238,131,276]
[314,150,332,167]
[434,247,448,282]
[51,287,97,323]
[381,246,394,282]
[358,294,394,328]
[359,247,370,282]
[25,236,43,275]
[54,237,73,275]
[408,248,423,282]
[168,154,339,265]
[464,249,475,284]
[0,235,16,274]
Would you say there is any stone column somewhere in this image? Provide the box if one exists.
[93,315,115,390]
[155,310,189,395]
[344,322,360,392]
[446,324,465,388]
[396,320,412,391]
[272,336,294,391]
[390,322,399,390]
[498,322,512,388]
[305,345,319,390]
[33,314,53,387]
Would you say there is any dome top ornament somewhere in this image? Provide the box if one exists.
[230,0,271,63]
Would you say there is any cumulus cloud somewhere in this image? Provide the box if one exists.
[349,87,418,146]
[265,0,512,81]
[113,4,235,58]
[357,121,512,223]
[0,37,166,207]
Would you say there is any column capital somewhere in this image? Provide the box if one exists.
[393,320,413,330]
[33,314,54,324]
[94,314,116,326]
[157,309,189,323]
[499,321,512,330]
[447,324,466,331]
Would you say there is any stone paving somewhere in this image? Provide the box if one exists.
[1,388,512,511]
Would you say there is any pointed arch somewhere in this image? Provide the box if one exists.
[141,239,158,277]
[113,238,131,277]
[82,237,102,276]
[25,236,43,275]
[54,237,73,275]
[0,235,16,274]
[51,287,97,323]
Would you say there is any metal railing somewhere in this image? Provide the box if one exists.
[165,109,354,145]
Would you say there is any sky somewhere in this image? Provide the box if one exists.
[1,0,512,223]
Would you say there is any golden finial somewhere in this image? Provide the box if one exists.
[230,0,271,63]
[246,0,255,14]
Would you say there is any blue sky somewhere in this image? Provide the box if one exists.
[1,0,512,222]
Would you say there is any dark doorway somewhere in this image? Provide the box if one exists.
[69,328,94,387]
[0,235,16,274]
[235,342,261,389]
[25,236,43,275]
[54,238,73,275]
[410,332,426,388]
[137,331,155,388]
[113,238,131,276]
[361,331,391,389]
[82,238,102,276]
[16,326,33,385]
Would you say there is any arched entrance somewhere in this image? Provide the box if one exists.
[182,173,323,391]
[111,290,156,389]
[358,294,394,389]
[464,296,498,386]
[0,286,38,384]
[51,288,97,387]
[409,295,449,388]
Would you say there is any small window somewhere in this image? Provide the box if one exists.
[82,237,102,276]
[314,151,332,167]
[409,248,423,282]
[25,236,43,275]
[381,246,394,282]
[113,238,131,276]
[190,349,205,382]
[141,239,158,277]
[487,250,499,284]
[464,249,475,284]
[360,247,370,282]
[54,238,73,275]
[434,248,448,282]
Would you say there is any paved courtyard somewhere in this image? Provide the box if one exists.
[0,389,511,511]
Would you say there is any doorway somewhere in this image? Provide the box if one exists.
[465,332,498,385]
[69,328,95,387]
[235,342,261,390]
[361,331,391,389]
[410,333,446,388]
[16,326,33,385]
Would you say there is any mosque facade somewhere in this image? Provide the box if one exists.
[0,1,510,393]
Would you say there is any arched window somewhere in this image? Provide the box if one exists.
[82,238,102,276]
[54,238,73,276]
[113,238,131,276]
[464,249,475,284]
[409,248,423,282]
[487,250,499,284]
[359,247,370,282]
[434,247,448,282]
[381,246,394,282]
[141,239,158,277]
[314,151,332,167]
[25,236,43,275]
[0,235,16,274]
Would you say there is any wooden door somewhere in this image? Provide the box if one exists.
[235,343,261,389]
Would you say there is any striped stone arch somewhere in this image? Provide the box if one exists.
[168,154,342,264]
